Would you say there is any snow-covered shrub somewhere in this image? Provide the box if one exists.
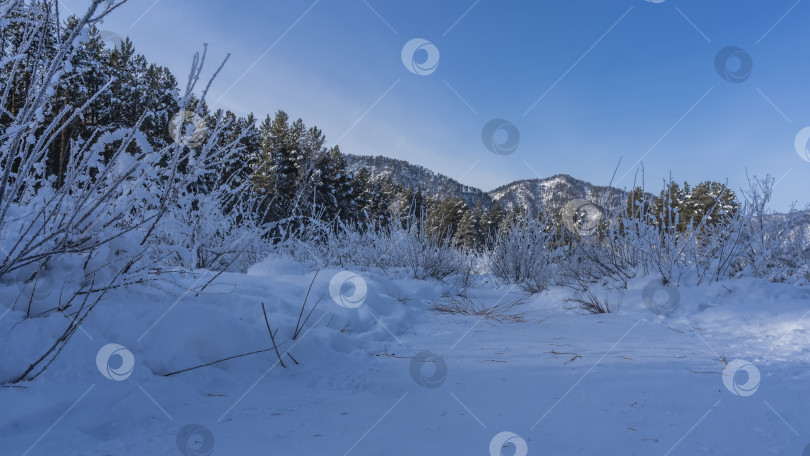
[730,176,810,283]
[490,216,556,293]
[0,1,267,382]
[554,174,810,290]
[269,214,472,282]
[431,293,526,322]
[147,109,272,272]
[564,288,622,314]
[0,1,148,382]
[374,220,470,281]
[267,216,360,268]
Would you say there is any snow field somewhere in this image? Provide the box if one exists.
[2,255,810,455]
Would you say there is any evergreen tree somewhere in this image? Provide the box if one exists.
[454,200,484,249]
[454,208,474,247]
[427,196,468,240]
[500,205,526,236]
[267,110,298,219]
[470,200,484,248]
[49,18,106,185]
[106,38,147,131]
[313,145,357,223]
[653,180,686,232]
[361,172,394,226]
[651,180,738,233]
[139,63,180,148]
[681,181,738,229]
[625,186,650,220]
[481,203,506,245]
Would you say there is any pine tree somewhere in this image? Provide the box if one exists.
[49,18,106,185]
[106,38,147,131]
[327,146,361,223]
[681,181,738,229]
[454,200,484,249]
[481,203,506,245]
[268,110,298,219]
[1,1,59,121]
[313,145,355,223]
[625,186,650,220]
[397,187,414,221]
[470,200,484,248]
[427,196,468,240]
[500,205,526,236]
[140,63,180,148]
[454,208,474,247]
[653,180,686,232]
[362,172,395,226]
[252,115,274,193]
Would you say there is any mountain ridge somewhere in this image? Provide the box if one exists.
[344,154,632,215]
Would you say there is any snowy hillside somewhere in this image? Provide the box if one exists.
[489,174,630,215]
[344,154,494,208]
[345,154,635,215]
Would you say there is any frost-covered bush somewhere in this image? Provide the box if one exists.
[490,216,556,293]
[270,215,471,281]
[729,176,810,284]
[0,0,269,382]
[555,175,810,289]
[398,221,470,281]
[146,110,271,272]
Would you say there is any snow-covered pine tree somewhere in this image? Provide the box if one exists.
[267,110,298,220]
[681,181,739,230]
[427,196,468,241]
[49,18,105,185]
[252,114,275,206]
[625,186,650,220]
[454,200,484,249]
[653,180,686,233]
[324,145,361,224]
[480,202,506,246]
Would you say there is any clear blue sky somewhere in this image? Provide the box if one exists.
[63,0,809,210]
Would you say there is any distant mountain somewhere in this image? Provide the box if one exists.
[344,154,493,208]
[344,154,631,215]
[489,174,629,215]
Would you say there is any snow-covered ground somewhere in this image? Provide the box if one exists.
[2,256,810,455]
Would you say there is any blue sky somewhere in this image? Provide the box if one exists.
[63,0,809,210]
